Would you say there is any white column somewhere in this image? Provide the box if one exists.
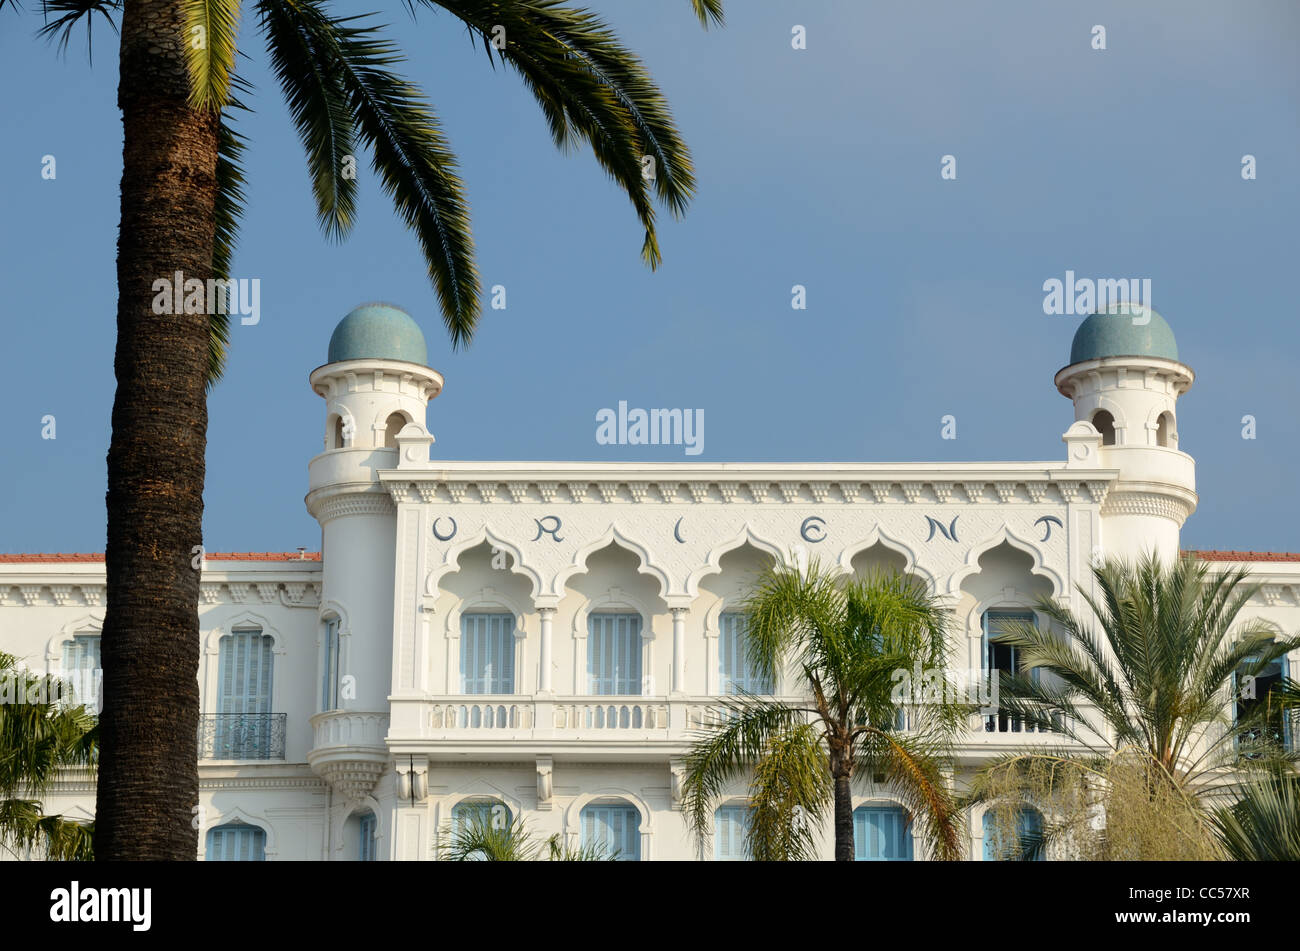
[670,608,687,695]
[538,606,555,695]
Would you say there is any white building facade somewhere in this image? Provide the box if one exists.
[2,302,1297,861]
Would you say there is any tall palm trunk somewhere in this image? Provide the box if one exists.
[830,738,854,861]
[95,0,220,859]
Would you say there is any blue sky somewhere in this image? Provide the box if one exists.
[2,0,1297,553]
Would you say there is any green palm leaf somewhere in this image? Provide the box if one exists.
[184,0,241,109]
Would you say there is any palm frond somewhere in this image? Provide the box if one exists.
[260,0,478,344]
[745,723,831,861]
[679,698,809,848]
[34,0,120,61]
[421,0,700,269]
[183,0,241,110]
[208,78,252,388]
[1210,771,1300,861]
[257,0,358,240]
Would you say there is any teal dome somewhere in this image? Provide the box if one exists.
[1069,303,1179,364]
[327,303,428,365]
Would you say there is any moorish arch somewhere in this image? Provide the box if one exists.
[684,525,786,597]
[425,525,543,602]
[553,525,670,602]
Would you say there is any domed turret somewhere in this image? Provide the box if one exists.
[1056,304,1197,562]
[327,302,430,366]
[305,304,443,808]
[1069,304,1179,364]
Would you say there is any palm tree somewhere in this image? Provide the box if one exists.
[681,564,968,862]
[440,812,617,861]
[1210,771,1300,861]
[8,0,722,858]
[0,653,99,860]
[972,552,1300,860]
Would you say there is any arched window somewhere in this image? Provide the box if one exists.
[215,628,274,759]
[383,412,408,448]
[330,414,345,449]
[719,612,773,695]
[714,804,750,861]
[1156,411,1174,447]
[452,799,513,834]
[982,806,1044,861]
[206,822,266,861]
[322,617,341,712]
[580,801,641,860]
[460,614,515,694]
[587,614,642,695]
[1236,653,1291,753]
[982,610,1039,733]
[853,805,913,861]
[358,811,377,862]
[1092,410,1116,446]
[61,633,102,713]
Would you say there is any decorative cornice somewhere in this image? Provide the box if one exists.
[316,492,397,522]
[376,474,1115,508]
[1100,490,1194,523]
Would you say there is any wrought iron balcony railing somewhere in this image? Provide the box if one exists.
[198,713,287,760]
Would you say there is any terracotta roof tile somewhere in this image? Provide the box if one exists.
[1184,550,1300,562]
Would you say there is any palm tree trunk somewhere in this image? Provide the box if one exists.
[95,0,219,859]
[833,771,854,861]
[830,735,854,861]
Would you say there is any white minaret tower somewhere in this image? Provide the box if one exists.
[1056,303,1197,563]
[305,303,442,817]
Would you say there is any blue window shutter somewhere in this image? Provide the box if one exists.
[359,812,377,861]
[322,619,339,710]
[719,613,773,695]
[216,630,274,758]
[853,806,913,861]
[460,614,516,694]
[714,805,750,860]
[580,804,641,860]
[587,615,641,695]
[206,823,266,861]
[452,799,512,833]
[63,635,101,708]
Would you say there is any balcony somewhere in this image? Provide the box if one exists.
[198,713,287,761]
[391,695,1101,762]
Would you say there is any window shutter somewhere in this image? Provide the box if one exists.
[581,804,641,860]
[719,613,772,695]
[217,631,274,757]
[587,615,641,695]
[460,614,516,694]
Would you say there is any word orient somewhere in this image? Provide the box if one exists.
[151,271,261,325]
[1042,271,1151,321]
[595,401,704,456]
[889,663,999,716]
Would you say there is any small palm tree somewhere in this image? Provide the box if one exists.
[681,564,968,862]
[1210,770,1300,861]
[972,553,1300,859]
[440,812,617,861]
[0,653,98,860]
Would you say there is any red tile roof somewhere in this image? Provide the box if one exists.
[0,552,320,563]
[1185,550,1300,562]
